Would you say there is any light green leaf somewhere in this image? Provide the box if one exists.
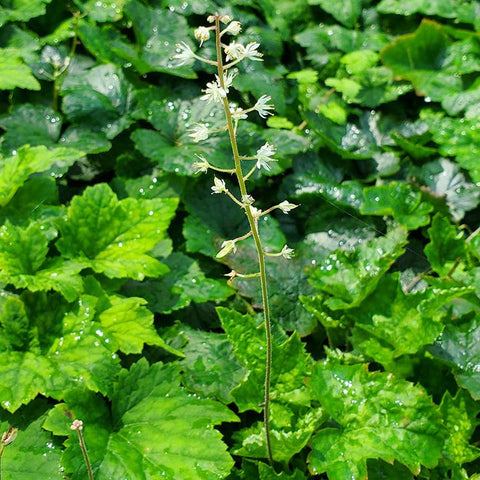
[0,49,40,90]
[0,413,62,479]
[0,145,84,207]
[217,307,312,412]
[425,214,467,277]
[122,252,233,314]
[56,183,178,280]
[307,0,362,28]
[0,0,53,22]
[44,360,238,479]
[430,315,480,400]
[0,221,84,301]
[420,109,480,183]
[361,181,433,229]
[350,273,473,366]
[308,226,408,310]
[380,20,478,101]
[98,296,171,354]
[233,405,324,463]
[308,360,446,478]
[439,390,480,465]
[0,352,53,411]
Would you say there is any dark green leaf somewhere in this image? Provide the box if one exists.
[307,0,362,28]
[430,316,480,400]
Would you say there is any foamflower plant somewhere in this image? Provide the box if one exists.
[174,14,298,465]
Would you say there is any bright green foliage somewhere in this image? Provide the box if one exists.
[217,307,312,412]
[0,145,84,207]
[350,273,473,366]
[439,390,480,465]
[0,49,40,90]
[308,226,408,310]
[98,296,169,354]
[56,183,177,279]
[0,412,62,479]
[1,1,480,478]
[0,221,84,301]
[43,360,237,479]
[309,360,446,479]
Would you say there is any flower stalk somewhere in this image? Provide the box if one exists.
[173,13,299,465]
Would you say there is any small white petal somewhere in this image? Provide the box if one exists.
[255,142,276,170]
[211,177,227,194]
[188,123,209,142]
[254,95,275,118]
[224,21,242,35]
[172,42,195,66]
[278,200,299,214]
[281,245,294,259]
[194,26,210,46]
[244,42,263,61]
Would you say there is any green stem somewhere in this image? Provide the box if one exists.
[76,429,94,480]
[0,444,4,480]
[214,15,274,465]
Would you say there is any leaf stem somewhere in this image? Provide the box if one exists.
[214,15,274,465]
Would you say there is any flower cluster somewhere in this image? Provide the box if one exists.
[174,15,299,261]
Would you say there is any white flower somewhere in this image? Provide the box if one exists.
[250,206,262,217]
[277,200,298,214]
[201,76,227,103]
[189,123,209,142]
[242,194,255,205]
[219,15,232,24]
[244,42,263,61]
[211,177,227,194]
[207,15,216,23]
[230,106,248,120]
[192,155,209,173]
[280,245,294,259]
[254,95,274,118]
[255,142,276,170]
[172,42,195,66]
[224,42,245,61]
[224,21,242,35]
[223,70,237,89]
[216,240,236,258]
[194,26,210,46]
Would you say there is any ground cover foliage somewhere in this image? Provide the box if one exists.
[0,0,479,478]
